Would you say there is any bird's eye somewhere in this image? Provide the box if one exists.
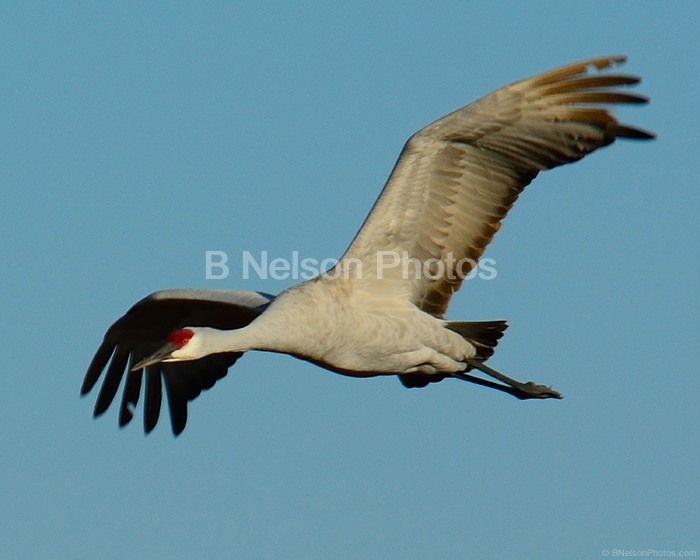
[171,328,194,348]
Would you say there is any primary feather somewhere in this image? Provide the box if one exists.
[338,55,652,316]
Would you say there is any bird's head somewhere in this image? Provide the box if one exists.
[131,328,205,370]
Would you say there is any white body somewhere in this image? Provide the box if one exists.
[187,277,476,376]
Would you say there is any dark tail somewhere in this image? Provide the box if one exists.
[445,320,508,360]
[399,320,508,388]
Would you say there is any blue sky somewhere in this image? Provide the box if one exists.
[2,2,698,558]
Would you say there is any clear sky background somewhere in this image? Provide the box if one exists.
[2,2,698,559]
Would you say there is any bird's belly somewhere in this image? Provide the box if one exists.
[261,280,474,377]
[292,309,471,377]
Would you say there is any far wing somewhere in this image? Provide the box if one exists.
[81,289,274,435]
[337,55,653,317]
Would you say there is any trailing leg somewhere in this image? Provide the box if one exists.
[455,358,562,400]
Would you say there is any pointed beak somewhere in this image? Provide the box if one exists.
[131,342,178,372]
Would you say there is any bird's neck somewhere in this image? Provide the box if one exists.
[198,281,345,358]
[196,324,260,354]
[197,313,298,356]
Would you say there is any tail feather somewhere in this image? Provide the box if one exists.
[445,320,508,360]
[398,320,508,389]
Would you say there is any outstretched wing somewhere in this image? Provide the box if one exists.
[81,289,275,435]
[337,55,654,317]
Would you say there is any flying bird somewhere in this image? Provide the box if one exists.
[82,55,654,435]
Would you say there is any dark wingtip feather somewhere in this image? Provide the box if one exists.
[613,124,656,140]
[93,346,130,417]
[81,342,115,395]
[119,365,143,428]
[144,367,163,434]
[163,372,188,436]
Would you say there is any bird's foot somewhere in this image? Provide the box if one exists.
[514,381,563,400]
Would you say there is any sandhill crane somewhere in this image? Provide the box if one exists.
[82,55,654,435]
